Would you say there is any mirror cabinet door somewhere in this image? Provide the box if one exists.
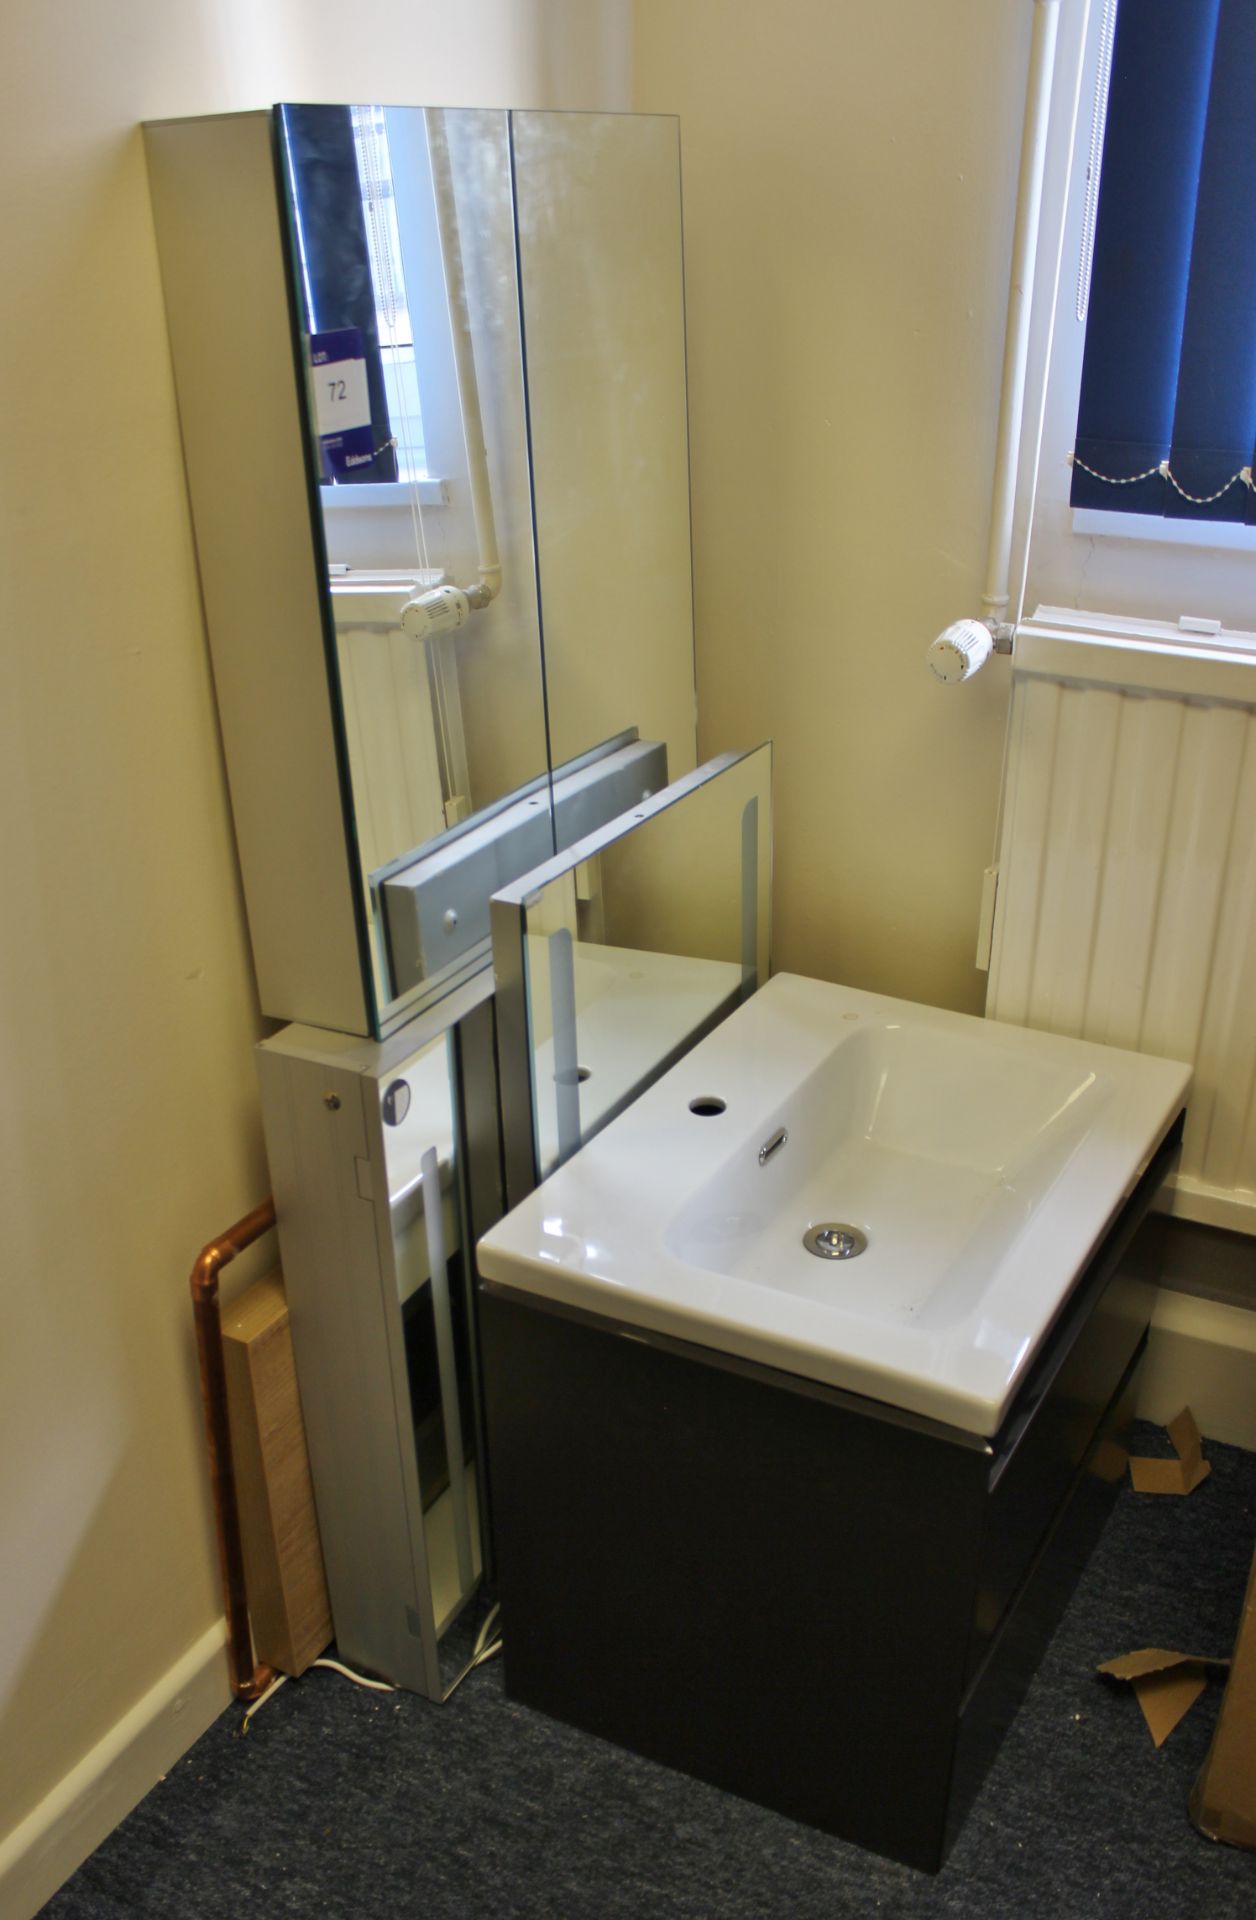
[277,105,553,1030]
[510,111,698,784]
[276,104,700,1030]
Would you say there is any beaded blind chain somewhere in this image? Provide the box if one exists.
[1068,452,1256,507]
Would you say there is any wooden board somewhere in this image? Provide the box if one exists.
[222,1273,333,1676]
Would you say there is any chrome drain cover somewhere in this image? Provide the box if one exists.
[803,1222,867,1261]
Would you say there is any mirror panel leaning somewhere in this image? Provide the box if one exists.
[491,745,773,1203]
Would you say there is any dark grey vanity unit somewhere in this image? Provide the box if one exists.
[479,1113,1182,1871]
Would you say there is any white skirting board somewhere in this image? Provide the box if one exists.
[0,1621,230,1920]
[1137,1289,1256,1453]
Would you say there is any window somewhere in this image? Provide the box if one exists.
[1070,0,1256,528]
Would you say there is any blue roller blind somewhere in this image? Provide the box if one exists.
[1071,0,1256,525]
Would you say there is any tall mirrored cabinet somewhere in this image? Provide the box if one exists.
[146,105,766,1698]
[145,103,697,1039]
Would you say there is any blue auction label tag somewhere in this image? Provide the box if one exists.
[309,328,375,478]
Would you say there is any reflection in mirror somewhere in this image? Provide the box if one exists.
[373,1024,496,1694]
[511,111,697,782]
[277,105,552,1030]
[274,105,696,1034]
[491,747,773,1201]
[376,731,669,1006]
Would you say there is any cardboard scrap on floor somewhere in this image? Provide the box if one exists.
[1128,1406,1211,1495]
[1191,1534,1256,1850]
[1097,1647,1229,1748]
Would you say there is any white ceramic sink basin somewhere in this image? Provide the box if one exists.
[477,972,1191,1434]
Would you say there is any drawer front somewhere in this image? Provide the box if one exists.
[966,1188,1169,1684]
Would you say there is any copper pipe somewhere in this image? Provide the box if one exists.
[190,1198,278,1702]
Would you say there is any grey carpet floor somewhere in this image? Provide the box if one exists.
[41,1423,1256,1919]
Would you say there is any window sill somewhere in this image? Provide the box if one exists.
[1071,507,1256,554]
[322,478,449,510]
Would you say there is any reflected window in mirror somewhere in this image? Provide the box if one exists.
[278,104,402,486]
[350,106,428,485]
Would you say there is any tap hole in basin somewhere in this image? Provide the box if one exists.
[689,1096,727,1118]
[555,1065,593,1085]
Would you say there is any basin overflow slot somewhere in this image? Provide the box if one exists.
[758,1127,788,1166]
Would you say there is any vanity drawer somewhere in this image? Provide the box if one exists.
[965,1128,1178,1685]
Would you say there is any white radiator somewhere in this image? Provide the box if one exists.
[330,574,469,880]
[986,607,1256,1235]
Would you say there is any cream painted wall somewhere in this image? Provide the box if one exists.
[0,0,629,1863]
[632,0,1033,1014]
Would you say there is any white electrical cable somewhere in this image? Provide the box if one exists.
[441,1602,504,1701]
[238,1656,397,1736]
[238,1617,503,1731]
[472,1602,501,1658]
[239,1672,288,1734]
[312,1658,398,1692]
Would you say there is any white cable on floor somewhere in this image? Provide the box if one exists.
[311,1657,398,1693]
[238,1656,397,1735]
[240,1621,502,1727]
[471,1602,501,1660]
[442,1635,503,1701]
[240,1672,288,1735]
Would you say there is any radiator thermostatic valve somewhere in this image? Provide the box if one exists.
[400,584,470,640]
[928,617,1009,683]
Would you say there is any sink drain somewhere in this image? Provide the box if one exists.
[803,1223,867,1261]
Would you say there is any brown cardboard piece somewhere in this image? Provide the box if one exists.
[1128,1406,1211,1495]
[1191,1536,1256,1849]
[1097,1648,1228,1748]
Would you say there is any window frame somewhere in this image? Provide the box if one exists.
[1013,0,1256,638]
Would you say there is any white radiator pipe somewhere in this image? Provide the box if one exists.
[929,0,1063,682]
[424,110,502,611]
[982,0,1061,627]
